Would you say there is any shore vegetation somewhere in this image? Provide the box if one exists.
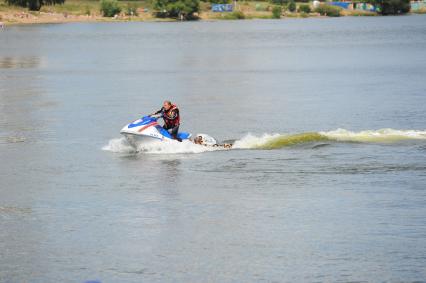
[298,3,310,13]
[287,0,296,11]
[152,0,200,19]
[314,3,342,16]
[370,0,410,14]
[222,10,245,19]
[5,0,64,10]
[0,0,419,24]
[100,0,121,16]
[271,5,281,18]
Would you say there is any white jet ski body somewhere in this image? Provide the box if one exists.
[120,116,191,148]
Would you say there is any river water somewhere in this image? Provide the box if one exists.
[1,16,426,282]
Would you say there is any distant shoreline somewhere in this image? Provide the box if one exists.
[1,0,425,26]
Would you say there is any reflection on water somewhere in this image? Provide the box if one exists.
[0,56,41,69]
[0,135,26,144]
[0,206,32,215]
[0,54,51,143]
[161,159,181,178]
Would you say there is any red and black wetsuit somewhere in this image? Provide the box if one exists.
[153,104,181,140]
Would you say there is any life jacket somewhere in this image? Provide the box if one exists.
[163,104,180,127]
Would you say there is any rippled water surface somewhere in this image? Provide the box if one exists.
[1,16,426,282]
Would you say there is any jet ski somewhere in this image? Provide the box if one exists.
[120,115,191,148]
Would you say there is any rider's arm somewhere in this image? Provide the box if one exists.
[150,107,164,116]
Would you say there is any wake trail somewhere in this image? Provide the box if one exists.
[103,128,426,154]
[234,129,426,149]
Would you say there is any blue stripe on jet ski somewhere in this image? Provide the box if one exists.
[128,116,156,128]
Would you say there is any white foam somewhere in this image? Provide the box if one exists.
[231,129,426,149]
[232,133,281,149]
[320,128,426,142]
[102,137,136,153]
[102,137,225,154]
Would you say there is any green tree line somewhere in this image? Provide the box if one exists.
[6,0,64,10]
[4,0,412,16]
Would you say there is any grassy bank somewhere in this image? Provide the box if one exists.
[411,7,426,13]
[0,0,155,24]
[0,0,391,25]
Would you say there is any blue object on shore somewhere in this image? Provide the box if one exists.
[212,4,233,12]
[328,1,351,9]
[328,1,377,11]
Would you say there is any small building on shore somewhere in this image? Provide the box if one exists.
[327,1,378,11]
[328,0,425,12]
[410,0,426,11]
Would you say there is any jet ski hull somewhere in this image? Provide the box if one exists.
[120,116,191,149]
[121,132,161,149]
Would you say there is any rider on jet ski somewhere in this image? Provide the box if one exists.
[150,100,182,142]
